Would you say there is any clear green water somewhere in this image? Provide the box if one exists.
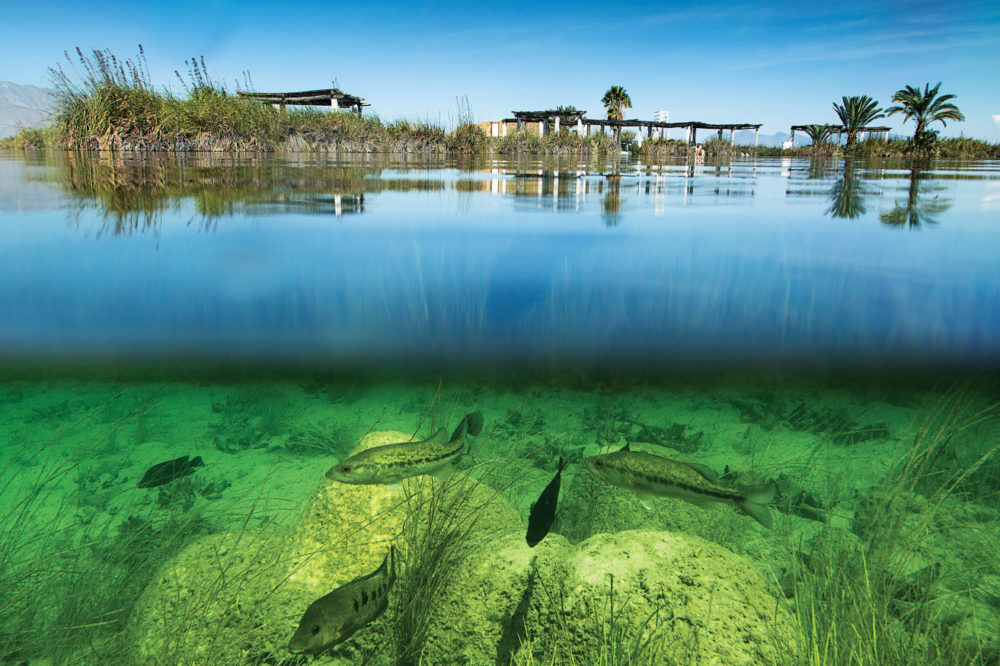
[1,151,998,665]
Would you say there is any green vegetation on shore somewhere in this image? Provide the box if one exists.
[2,48,998,160]
[0,47,618,156]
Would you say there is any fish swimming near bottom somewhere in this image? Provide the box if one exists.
[137,455,204,488]
[583,444,774,528]
[288,547,397,654]
[326,411,484,485]
[526,456,566,547]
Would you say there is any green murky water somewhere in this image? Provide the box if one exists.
[1,151,998,665]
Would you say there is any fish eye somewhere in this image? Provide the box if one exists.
[595,461,604,467]
[341,465,351,472]
[310,625,320,635]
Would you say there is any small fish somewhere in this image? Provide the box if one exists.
[583,444,774,528]
[526,457,566,547]
[288,547,397,654]
[137,455,204,488]
[326,412,484,485]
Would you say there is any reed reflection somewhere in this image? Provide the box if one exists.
[41,153,449,235]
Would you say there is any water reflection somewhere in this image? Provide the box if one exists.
[879,165,950,228]
[7,153,782,234]
[784,158,953,226]
[827,160,873,219]
[602,174,622,227]
[37,153,446,235]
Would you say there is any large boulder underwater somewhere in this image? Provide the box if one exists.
[125,430,800,665]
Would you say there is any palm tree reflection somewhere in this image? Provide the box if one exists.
[602,175,622,227]
[827,160,869,219]
[879,165,950,228]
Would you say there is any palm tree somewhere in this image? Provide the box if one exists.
[885,82,964,152]
[601,85,631,143]
[803,124,835,149]
[832,95,884,149]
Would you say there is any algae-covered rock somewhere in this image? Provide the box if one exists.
[516,529,799,666]
[418,532,571,665]
[414,528,798,666]
[127,429,520,665]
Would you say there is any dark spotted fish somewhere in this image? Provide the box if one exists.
[137,455,204,488]
[583,444,774,528]
[326,412,484,485]
[525,457,566,547]
[288,547,397,654]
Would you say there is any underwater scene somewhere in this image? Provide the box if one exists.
[1,152,999,665]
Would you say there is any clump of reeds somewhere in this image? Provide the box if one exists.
[786,386,999,665]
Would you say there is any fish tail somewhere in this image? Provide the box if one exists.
[557,456,566,473]
[190,456,204,468]
[738,483,775,529]
[449,411,485,442]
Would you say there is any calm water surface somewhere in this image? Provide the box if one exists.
[2,152,997,367]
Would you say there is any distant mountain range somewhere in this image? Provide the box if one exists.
[0,82,56,138]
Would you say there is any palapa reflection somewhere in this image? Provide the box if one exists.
[879,165,950,228]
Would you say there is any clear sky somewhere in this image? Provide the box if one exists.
[3,0,999,138]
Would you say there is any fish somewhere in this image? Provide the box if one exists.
[288,546,397,654]
[582,444,774,528]
[137,455,204,488]
[525,457,566,547]
[326,411,484,485]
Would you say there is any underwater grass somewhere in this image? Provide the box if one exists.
[786,386,1000,665]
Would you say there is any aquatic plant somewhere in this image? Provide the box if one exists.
[391,472,505,664]
[785,386,1000,665]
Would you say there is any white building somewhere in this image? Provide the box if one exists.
[653,110,669,139]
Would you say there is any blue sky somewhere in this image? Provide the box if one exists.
[3,0,999,138]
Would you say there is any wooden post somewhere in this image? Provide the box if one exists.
[554,115,560,134]
[502,122,508,137]
[790,129,795,145]
[331,95,337,110]
[717,129,723,141]
[730,129,736,145]
[576,117,583,135]
[539,120,545,136]
[754,128,759,147]
[690,127,697,145]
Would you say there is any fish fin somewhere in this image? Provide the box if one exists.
[686,462,718,482]
[189,456,204,468]
[638,492,656,511]
[738,482,776,529]
[425,428,450,444]
[556,456,566,474]
[619,442,631,452]
[429,464,455,482]
[465,411,484,437]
